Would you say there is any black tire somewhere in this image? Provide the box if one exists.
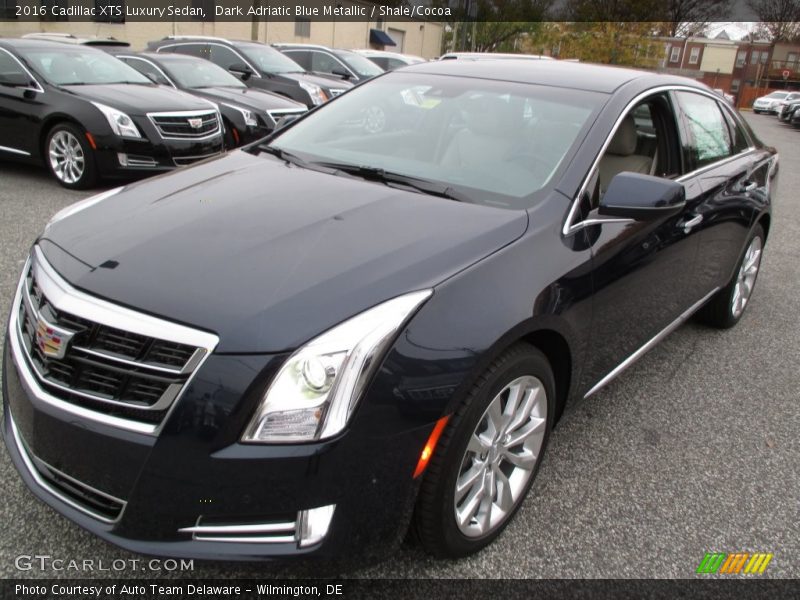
[412,343,555,558]
[45,122,98,190]
[696,224,765,329]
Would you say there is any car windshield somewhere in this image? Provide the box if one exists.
[268,72,602,208]
[159,57,245,89]
[239,44,305,74]
[338,51,384,77]
[766,92,788,99]
[18,48,150,86]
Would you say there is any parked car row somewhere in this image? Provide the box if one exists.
[752,90,799,114]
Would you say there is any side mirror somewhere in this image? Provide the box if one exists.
[229,63,254,81]
[331,67,352,80]
[599,172,685,220]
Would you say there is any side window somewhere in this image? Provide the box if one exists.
[121,58,171,86]
[208,45,243,71]
[168,44,208,60]
[283,50,310,70]
[674,91,733,171]
[0,50,27,85]
[310,51,344,75]
[720,105,750,154]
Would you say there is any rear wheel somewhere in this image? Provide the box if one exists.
[696,224,764,329]
[413,343,554,558]
[46,123,97,189]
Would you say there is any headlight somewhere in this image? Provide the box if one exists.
[221,103,258,127]
[43,187,124,234]
[242,290,432,443]
[298,81,327,106]
[91,102,141,139]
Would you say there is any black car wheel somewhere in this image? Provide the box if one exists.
[45,123,97,189]
[413,343,554,558]
[697,224,764,329]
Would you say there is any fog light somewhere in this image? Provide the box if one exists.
[117,152,128,166]
[298,504,335,547]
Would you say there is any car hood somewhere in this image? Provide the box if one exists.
[62,84,215,115]
[190,86,306,112]
[39,151,528,353]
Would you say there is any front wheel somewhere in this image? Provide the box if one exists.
[45,123,97,189]
[413,343,554,558]
[696,224,764,329]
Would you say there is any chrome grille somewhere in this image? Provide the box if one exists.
[11,248,218,433]
[148,110,220,139]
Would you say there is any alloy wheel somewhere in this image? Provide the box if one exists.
[454,375,547,538]
[731,236,762,318]
[49,130,85,185]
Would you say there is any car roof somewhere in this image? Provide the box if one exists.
[402,59,706,94]
[21,33,129,46]
[0,38,108,51]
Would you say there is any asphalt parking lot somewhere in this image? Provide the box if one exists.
[0,113,798,580]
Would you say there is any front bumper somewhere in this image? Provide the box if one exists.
[2,336,429,563]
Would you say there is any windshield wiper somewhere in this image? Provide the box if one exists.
[257,145,309,168]
[312,162,469,202]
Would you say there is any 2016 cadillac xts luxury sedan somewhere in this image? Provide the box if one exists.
[2,59,776,565]
[0,39,224,189]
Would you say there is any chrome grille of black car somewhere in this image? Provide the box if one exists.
[14,257,207,427]
[149,110,220,139]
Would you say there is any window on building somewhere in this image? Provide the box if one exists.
[750,50,760,65]
[294,17,311,38]
[93,0,125,23]
[689,47,700,65]
[730,79,740,92]
[788,52,798,69]
[735,50,747,68]
[759,51,768,64]
[1,0,17,19]
[670,46,681,63]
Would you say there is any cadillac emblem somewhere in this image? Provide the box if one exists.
[187,118,203,129]
[35,316,75,360]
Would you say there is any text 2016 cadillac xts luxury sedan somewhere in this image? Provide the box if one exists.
[3,60,776,565]
[0,39,223,189]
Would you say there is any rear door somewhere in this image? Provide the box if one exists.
[671,90,766,301]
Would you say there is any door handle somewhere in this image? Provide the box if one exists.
[680,214,703,234]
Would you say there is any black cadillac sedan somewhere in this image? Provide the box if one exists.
[2,59,776,565]
[115,52,307,148]
[0,39,224,189]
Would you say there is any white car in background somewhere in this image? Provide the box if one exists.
[753,91,790,114]
[713,88,735,105]
[351,49,426,71]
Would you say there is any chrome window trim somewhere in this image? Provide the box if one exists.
[584,286,720,398]
[0,145,31,156]
[0,47,45,94]
[146,109,222,141]
[7,412,127,524]
[8,249,219,435]
[116,55,177,88]
[562,85,758,237]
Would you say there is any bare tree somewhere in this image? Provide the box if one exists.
[746,0,800,42]
[663,0,732,37]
